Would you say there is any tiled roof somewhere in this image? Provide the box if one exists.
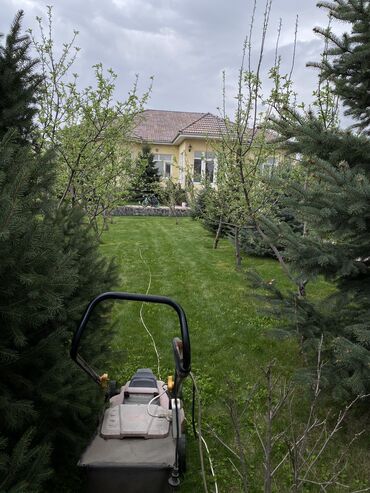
[178,113,228,139]
[132,109,226,143]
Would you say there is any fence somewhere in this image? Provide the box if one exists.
[111,205,191,217]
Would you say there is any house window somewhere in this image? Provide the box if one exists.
[194,151,215,183]
[261,156,276,175]
[193,152,202,182]
[164,162,171,178]
[205,159,214,183]
[153,154,172,178]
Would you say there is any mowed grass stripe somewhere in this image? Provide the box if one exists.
[100,216,304,388]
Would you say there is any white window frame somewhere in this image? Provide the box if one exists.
[193,152,203,183]
[153,154,173,179]
[261,156,276,175]
[193,151,216,184]
[179,151,185,186]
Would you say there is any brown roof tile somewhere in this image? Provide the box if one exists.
[178,112,228,139]
[132,109,226,143]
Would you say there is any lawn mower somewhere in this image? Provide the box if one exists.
[70,292,191,493]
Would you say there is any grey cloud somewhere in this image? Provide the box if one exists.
[1,0,347,115]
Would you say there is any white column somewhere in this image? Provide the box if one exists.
[213,157,218,187]
[179,152,185,186]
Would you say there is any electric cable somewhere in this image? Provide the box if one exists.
[146,388,170,419]
[138,249,183,487]
[190,372,219,493]
[191,379,197,438]
[139,248,162,380]
[174,388,180,467]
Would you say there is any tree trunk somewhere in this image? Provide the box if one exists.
[235,226,242,270]
[103,214,109,231]
[228,398,249,493]
[213,216,223,249]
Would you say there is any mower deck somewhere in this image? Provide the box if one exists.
[78,369,185,492]
[79,433,176,493]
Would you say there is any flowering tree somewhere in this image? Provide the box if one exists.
[29,6,151,234]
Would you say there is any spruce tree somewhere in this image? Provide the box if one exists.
[130,144,160,201]
[0,12,117,492]
[0,11,41,142]
[264,0,370,400]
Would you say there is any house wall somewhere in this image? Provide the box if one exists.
[131,139,281,190]
[181,138,218,189]
[151,144,180,181]
[138,139,217,188]
[131,142,180,181]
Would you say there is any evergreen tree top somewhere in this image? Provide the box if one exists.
[315,0,370,134]
[0,10,42,142]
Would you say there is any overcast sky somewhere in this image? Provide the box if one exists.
[1,0,344,116]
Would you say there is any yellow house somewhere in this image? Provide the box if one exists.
[131,109,228,188]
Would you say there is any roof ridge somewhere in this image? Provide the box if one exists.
[178,112,210,133]
[144,108,205,115]
[133,110,226,144]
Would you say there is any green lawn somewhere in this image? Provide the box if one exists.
[99,217,368,492]
[100,217,304,382]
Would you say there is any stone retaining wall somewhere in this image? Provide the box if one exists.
[112,205,191,217]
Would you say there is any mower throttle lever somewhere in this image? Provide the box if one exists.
[70,291,191,385]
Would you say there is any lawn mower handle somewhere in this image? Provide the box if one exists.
[70,291,191,385]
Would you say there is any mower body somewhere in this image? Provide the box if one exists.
[70,293,191,493]
[78,369,184,493]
